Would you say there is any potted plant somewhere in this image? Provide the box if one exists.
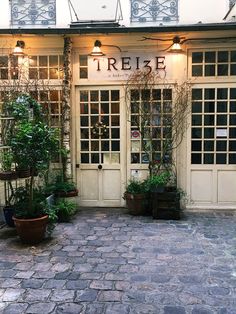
[123,179,150,216]
[148,171,182,220]
[52,198,77,222]
[0,150,18,181]
[10,116,59,244]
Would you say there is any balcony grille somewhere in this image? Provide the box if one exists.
[130,0,178,23]
[10,0,56,26]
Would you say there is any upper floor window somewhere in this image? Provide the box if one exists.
[10,0,56,27]
[192,51,236,77]
[130,0,178,23]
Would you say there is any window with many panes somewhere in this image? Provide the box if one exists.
[79,55,88,79]
[191,87,236,165]
[192,51,236,77]
[130,88,172,164]
[29,55,63,80]
[0,55,20,80]
[80,90,120,164]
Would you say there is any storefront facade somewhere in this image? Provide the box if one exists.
[0,24,236,210]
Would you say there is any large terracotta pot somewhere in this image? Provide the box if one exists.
[125,192,149,216]
[13,215,48,244]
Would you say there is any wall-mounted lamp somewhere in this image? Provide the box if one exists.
[90,40,105,56]
[168,36,184,53]
[89,40,122,56]
[12,40,25,56]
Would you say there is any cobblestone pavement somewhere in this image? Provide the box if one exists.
[0,208,236,314]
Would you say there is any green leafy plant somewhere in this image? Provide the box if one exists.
[5,93,43,122]
[146,171,171,190]
[0,150,14,171]
[53,199,77,222]
[9,94,60,219]
[43,173,77,196]
[125,179,149,195]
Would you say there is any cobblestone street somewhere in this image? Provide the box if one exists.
[0,208,235,314]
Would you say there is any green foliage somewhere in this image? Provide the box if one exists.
[13,186,46,219]
[146,171,171,189]
[10,121,59,172]
[5,93,43,122]
[44,173,77,195]
[125,179,149,195]
[53,199,77,222]
[0,150,14,171]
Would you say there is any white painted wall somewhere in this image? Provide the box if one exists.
[0,0,232,29]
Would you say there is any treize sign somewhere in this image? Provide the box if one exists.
[88,53,171,80]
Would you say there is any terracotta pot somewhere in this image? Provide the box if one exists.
[0,171,18,181]
[125,192,149,216]
[13,215,48,244]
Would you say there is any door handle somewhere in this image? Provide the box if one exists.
[98,164,102,170]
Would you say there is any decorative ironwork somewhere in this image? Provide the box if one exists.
[10,0,56,26]
[229,0,236,8]
[131,0,178,23]
[92,121,108,137]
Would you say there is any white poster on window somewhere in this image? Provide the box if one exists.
[216,128,228,137]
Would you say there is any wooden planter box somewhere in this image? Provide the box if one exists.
[125,192,150,216]
[151,188,182,220]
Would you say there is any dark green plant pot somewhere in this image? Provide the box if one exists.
[125,192,149,216]
[3,206,15,227]
[151,190,181,220]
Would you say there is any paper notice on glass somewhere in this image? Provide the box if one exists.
[216,128,227,137]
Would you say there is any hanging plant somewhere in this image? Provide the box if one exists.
[92,121,108,136]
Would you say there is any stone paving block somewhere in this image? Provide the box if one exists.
[0,278,21,288]
[51,263,71,272]
[31,262,52,271]
[105,303,131,314]
[43,279,66,289]
[164,305,186,314]
[75,289,98,302]
[1,288,25,301]
[15,271,35,279]
[21,279,44,289]
[66,279,89,290]
[84,303,105,314]
[3,302,28,314]
[90,280,113,290]
[50,289,75,302]
[32,271,55,279]
[53,303,83,314]
[24,289,51,302]
[26,302,56,314]
[80,272,103,280]
[98,290,123,302]
[0,270,17,278]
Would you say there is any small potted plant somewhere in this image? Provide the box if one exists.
[123,179,150,216]
[0,150,18,181]
[148,171,182,220]
[53,198,77,222]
